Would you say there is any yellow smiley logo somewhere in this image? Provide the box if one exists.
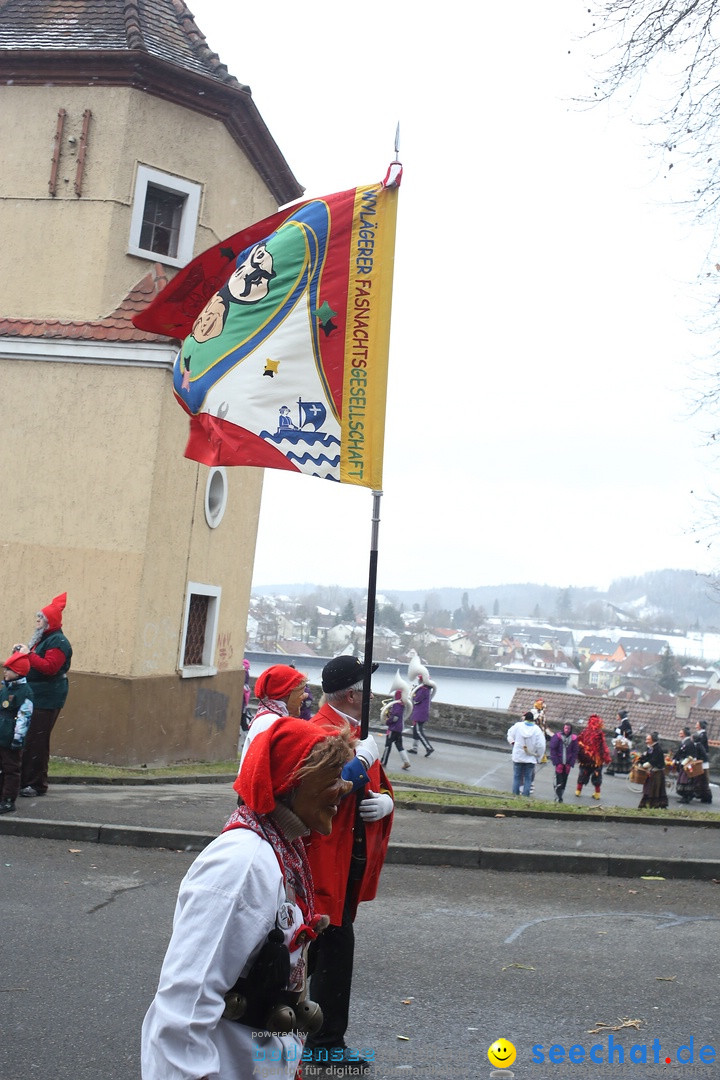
[488,1039,517,1068]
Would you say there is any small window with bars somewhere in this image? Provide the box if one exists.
[179,583,221,677]
[139,185,185,258]
[183,593,210,665]
[128,165,201,268]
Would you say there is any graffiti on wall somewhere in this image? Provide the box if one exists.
[217,631,234,671]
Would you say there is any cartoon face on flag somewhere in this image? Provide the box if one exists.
[134,179,400,488]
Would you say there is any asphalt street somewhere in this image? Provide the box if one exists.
[380,737,718,814]
[1,835,718,1080]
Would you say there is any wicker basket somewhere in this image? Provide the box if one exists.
[629,764,649,784]
[685,759,705,778]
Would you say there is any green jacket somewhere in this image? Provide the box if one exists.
[27,629,72,710]
[0,678,34,748]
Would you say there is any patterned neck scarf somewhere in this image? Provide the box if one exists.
[254,699,289,722]
[223,802,315,922]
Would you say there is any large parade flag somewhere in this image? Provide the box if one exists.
[133,172,401,488]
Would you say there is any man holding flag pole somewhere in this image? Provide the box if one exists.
[304,655,394,1072]
[134,152,402,1077]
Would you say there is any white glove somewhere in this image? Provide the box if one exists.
[355,734,379,769]
[358,790,393,821]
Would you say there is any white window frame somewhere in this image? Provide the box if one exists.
[179,582,221,678]
[128,164,201,268]
[204,467,228,529]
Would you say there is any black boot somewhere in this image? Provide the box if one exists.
[0,798,17,814]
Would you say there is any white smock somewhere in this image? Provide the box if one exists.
[239,705,287,766]
[141,826,307,1080]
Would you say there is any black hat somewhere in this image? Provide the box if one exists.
[322,655,378,694]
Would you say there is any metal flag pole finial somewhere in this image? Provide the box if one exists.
[383,124,403,189]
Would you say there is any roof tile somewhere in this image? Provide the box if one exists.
[0,263,178,344]
[0,0,244,86]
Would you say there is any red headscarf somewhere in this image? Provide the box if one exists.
[254,664,306,702]
[578,714,611,767]
[234,714,337,812]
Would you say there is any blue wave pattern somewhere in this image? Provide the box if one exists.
[260,430,341,480]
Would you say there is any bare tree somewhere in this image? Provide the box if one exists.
[586,2,720,457]
[586,1,720,219]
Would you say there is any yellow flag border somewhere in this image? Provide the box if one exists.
[340,183,399,488]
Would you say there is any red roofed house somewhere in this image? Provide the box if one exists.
[0,0,302,763]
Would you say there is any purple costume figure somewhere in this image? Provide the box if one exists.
[299,685,314,721]
[407,654,436,757]
[240,658,251,732]
[380,671,413,770]
[548,722,579,803]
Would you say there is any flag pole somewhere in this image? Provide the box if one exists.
[360,489,383,738]
[359,126,397,737]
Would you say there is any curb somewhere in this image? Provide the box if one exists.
[3,818,720,880]
[392,798,720,829]
[46,776,720,830]
[0,817,214,851]
[48,774,239,787]
[386,843,720,880]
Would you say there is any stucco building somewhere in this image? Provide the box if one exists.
[0,0,302,763]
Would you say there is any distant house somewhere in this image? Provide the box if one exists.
[586,660,621,690]
[617,651,663,679]
[576,636,615,662]
[697,688,720,710]
[324,623,361,652]
[246,615,259,647]
[275,640,319,658]
[448,633,475,659]
[618,636,669,655]
[503,625,574,652]
[680,665,720,691]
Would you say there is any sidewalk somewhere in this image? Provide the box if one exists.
[2,776,719,881]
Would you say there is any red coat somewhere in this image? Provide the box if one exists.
[304,702,393,925]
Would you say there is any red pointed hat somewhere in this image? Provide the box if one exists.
[3,653,30,676]
[40,592,67,631]
[234,714,336,813]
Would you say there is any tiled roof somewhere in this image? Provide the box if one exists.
[0,263,177,344]
[0,0,302,205]
[0,0,241,86]
[275,640,319,658]
[509,687,720,746]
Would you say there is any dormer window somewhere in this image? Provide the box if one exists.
[128,164,201,268]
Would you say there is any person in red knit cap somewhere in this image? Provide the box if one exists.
[14,592,72,798]
[142,715,354,1080]
[238,663,308,766]
[0,652,34,814]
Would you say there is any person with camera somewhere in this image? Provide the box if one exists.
[15,592,72,799]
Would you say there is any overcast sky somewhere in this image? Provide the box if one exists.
[190,0,720,593]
